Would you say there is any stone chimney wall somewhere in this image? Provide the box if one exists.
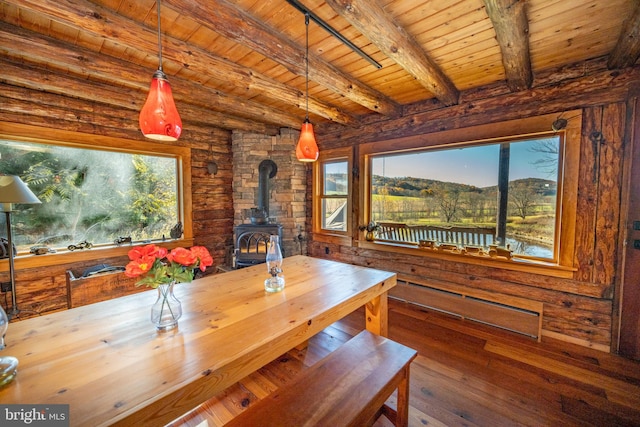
[231,128,308,258]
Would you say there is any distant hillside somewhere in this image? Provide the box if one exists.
[482,178,557,197]
[372,175,556,198]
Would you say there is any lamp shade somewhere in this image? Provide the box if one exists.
[0,176,41,211]
[295,120,319,162]
[139,70,182,141]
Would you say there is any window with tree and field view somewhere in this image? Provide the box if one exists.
[1,138,181,254]
[369,135,562,261]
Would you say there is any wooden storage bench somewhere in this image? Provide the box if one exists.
[224,330,418,427]
[66,268,146,308]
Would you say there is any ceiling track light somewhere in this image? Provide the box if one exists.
[284,0,382,69]
[139,0,182,141]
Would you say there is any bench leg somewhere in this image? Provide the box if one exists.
[379,365,411,427]
[395,365,411,427]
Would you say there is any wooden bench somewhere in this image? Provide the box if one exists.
[377,222,495,247]
[224,330,418,427]
[377,222,414,242]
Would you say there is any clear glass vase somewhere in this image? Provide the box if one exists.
[151,282,182,331]
[264,235,285,292]
[0,304,18,387]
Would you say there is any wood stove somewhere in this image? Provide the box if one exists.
[233,158,284,268]
[234,224,283,268]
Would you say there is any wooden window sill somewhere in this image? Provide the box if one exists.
[357,240,576,279]
[1,238,194,270]
[312,233,353,246]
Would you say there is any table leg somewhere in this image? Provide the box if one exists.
[365,292,388,337]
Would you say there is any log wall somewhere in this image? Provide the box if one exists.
[0,81,236,316]
[309,58,640,351]
[0,54,637,353]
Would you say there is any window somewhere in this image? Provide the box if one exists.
[313,147,352,238]
[370,135,561,260]
[321,161,349,231]
[0,123,192,256]
[359,112,581,270]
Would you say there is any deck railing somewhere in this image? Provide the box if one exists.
[377,222,496,247]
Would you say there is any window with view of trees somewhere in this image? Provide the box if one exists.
[1,138,180,253]
[367,134,563,261]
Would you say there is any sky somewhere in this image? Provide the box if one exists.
[372,137,559,188]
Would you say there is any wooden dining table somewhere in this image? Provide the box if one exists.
[0,255,396,426]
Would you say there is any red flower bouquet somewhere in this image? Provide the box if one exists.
[124,244,213,288]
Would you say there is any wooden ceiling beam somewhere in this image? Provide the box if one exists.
[483,0,533,91]
[0,103,253,146]
[0,60,280,136]
[163,0,401,117]
[0,26,281,134]
[6,0,354,126]
[0,82,280,139]
[324,0,459,107]
[608,1,640,69]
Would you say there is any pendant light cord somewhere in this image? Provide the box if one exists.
[304,13,310,121]
[156,0,163,72]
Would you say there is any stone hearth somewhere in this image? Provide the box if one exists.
[231,128,307,260]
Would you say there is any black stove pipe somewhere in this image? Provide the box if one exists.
[255,159,277,221]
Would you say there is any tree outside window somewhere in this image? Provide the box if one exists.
[368,136,561,260]
[1,139,179,252]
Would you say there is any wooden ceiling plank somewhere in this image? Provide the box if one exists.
[0,22,303,130]
[608,0,640,69]
[165,12,201,42]
[530,7,629,45]
[419,21,496,56]
[6,0,355,126]
[0,0,634,130]
[112,0,152,22]
[325,0,460,106]
[431,30,500,67]
[193,27,234,55]
[402,1,486,42]
[482,0,533,91]
[530,36,622,74]
[530,8,632,72]
[12,5,52,35]
[527,0,634,66]
[382,0,463,20]
[0,80,280,136]
[161,0,400,117]
[528,0,621,29]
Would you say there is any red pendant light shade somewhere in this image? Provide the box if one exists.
[140,0,182,142]
[296,119,319,162]
[140,69,182,141]
[295,13,319,162]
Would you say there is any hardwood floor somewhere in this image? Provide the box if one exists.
[170,299,640,427]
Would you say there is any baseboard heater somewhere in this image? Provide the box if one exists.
[390,277,543,341]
